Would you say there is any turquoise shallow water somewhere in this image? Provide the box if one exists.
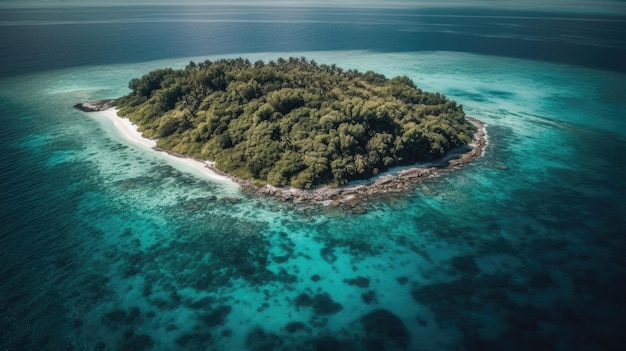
[1,49,625,350]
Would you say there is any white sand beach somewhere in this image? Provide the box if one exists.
[96,108,239,187]
[99,108,157,149]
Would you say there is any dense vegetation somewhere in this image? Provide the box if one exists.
[115,57,476,188]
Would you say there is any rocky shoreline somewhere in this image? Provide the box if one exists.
[224,117,486,205]
[74,99,115,112]
[76,101,487,205]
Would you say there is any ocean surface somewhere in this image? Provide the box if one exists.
[1,5,626,351]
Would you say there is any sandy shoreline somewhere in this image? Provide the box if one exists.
[94,107,238,186]
[99,108,157,149]
[77,101,487,205]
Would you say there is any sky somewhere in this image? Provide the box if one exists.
[0,0,625,14]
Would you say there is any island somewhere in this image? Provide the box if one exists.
[76,57,486,204]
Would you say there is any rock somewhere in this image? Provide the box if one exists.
[294,293,313,308]
[284,321,307,333]
[294,292,343,315]
[360,309,410,349]
[396,276,409,285]
[245,327,282,351]
[74,99,115,112]
[176,332,212,348]
[313,335,354,351]
[344,276,370,288]
[377,178,392,185]
[312,293,343,315]
[199,305,232,327]
[494,163,509,170]
[103,309,127,324]
[361,290,376,304]
[121,330,154,351]
[351,206,367,215]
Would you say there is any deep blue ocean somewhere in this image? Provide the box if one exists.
[1,5,626,351]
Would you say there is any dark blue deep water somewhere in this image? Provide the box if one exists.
[1,5,625,351]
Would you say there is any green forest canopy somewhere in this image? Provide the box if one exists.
[115,57,476,189]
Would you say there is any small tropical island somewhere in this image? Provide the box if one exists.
[77,57,486,203]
